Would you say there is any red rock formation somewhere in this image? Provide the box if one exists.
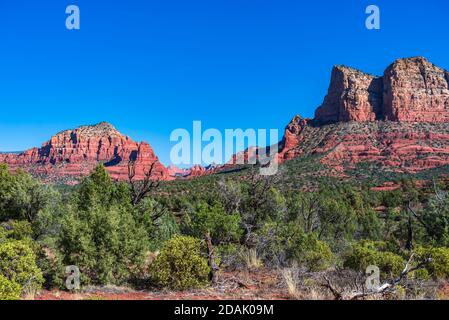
[183,164,222,178]
[314,66,383,123]
[279,115,309,161]
[278,57,449,174]
[188,164,208,177]
[167,165,190,178]
[204,58,449,176]
[0,122,169,182]
[315,57,449,124]
[227,146,260,165]
[278,118,449,174]
[383,57,449,122]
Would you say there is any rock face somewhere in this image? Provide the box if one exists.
[279,121,449,173]
[314,66,383,123]
[383,57,449,122]
[314,57,449,124]
[279,115,309,161]
[0,122,169,182]
[167,165,190,178]
[279,57,449,174]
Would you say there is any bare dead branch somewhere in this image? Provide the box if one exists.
[128,160,161,206]
[322,253,431,300]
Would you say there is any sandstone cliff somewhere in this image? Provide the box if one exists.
[314,66,383,123]
[280,57,449,174]
[314,57,449,124]
[383,57,449,122]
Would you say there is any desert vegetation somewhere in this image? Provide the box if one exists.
[1,162,449,300]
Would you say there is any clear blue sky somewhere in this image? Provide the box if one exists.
[0,0,448,165]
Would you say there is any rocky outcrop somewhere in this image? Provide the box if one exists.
[278,120,449,174]
[0,122,169,182]
[278,57,449,174]
[167,165,191,178]
[383,57,449,122]
[279,115,309,161]
[314,57,449,124]
[182,58,449,176]
[314,66,383,123]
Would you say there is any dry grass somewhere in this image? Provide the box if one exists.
[280,268,300,299]
[145,251,160,266]
[243,249,263,270]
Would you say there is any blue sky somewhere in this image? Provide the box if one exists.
[0,0,448,165]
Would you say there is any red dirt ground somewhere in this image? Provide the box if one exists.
[35,270,288,300]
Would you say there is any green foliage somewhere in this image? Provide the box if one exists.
[215,243,244,267]
[357,209,383,240]
[183,201,242,245]
[287,231,334,271]
[416,247,449,279]
[59,165,149,285]
[2,220,33,241]
[36,247,65,289]
[343,242,405,279]
[0,164,58,224]
[256,222,334,270]
[149,236,210,290]
[132,196,181,251]
[315,187,361,242]
[0,240,44,293]
[421,191,449,246]
[286,187,366,245]
[5,155,449,294]
[0,275,21,300]
[239,174,287,233]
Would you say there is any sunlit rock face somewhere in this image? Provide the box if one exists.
[383,57,449,122]
[278,57,449,173]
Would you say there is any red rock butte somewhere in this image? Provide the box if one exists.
[0,122,169,182]
[279,57,449,173]
[314,57,449,123]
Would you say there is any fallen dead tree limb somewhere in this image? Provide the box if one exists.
[322,253,432,300]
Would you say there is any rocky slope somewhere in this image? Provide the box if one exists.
[279,57,449,174]
[0,122,169,182]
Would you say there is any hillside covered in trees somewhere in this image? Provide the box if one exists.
[1,162,449,300]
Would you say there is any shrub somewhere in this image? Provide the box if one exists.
[0,275,21,300]
[149,236,210,290]
[136,199,179,251]
[60,204,148,285]
[4,220,33,241]
[286,232,334,272]
[36,247,65,289]
[0,164,57,223]
[59,165,149,285]
[216,243,243,268]
[343,242,405,279]
[0,240,44,293]
[256,222,333,271]
[416,247,449,279]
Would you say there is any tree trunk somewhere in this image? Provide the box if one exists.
[205,232,219,284]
